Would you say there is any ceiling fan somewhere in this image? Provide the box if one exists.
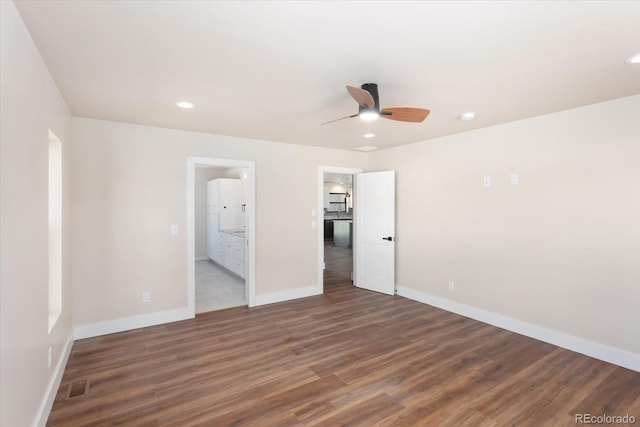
[322,83,430,125]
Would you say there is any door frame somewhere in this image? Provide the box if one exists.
[317,166,363,292]
[187,156,256,315]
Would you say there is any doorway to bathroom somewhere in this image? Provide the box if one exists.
[187,157,256,316]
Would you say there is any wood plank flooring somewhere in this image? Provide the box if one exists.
[47,243,640,426]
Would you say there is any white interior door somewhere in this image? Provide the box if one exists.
[355,170,395,295]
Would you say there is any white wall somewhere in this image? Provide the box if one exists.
[71,117,366,328]
[368,96,640,358]
[0,2,73,426]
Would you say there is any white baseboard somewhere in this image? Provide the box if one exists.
[396,286,640,373]
[34,331,74,427]
[195,256,208,261]
[74,283,321,339]
[74,308,193,340]
[253,285,321,307]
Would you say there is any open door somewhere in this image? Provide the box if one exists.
[354,170,395,295]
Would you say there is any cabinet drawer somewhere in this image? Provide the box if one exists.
[230,237,245,259]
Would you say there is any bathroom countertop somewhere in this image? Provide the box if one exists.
[220,229,246,237]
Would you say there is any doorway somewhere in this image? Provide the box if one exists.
[198,166,247,313]
[323,173,354,291]
[187,157,256,316]
[317,166,363,292]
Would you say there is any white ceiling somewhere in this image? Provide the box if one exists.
[324,173,352,186]
[15,1,640,151]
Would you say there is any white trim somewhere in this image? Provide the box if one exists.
[187,157,256,309]
[34,331,74,427]
[187,160,196,315]
[317,166,363,292]
[253,285,321,307]
[73,308,191,340]
[195,256,209,262]
[397,286,640,373]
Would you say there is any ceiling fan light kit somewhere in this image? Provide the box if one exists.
[322,83,430,125]
[359,111,379,121]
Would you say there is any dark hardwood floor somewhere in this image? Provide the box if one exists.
[47,243,640,426]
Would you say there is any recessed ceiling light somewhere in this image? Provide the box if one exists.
[363,133,375,138]
[176,101,194,109]
[354,145,379,152]
[460,112,475,121]
[625,53,640,64]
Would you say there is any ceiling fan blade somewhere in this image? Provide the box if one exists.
[346,85,375,109]
[380,107,430,123]
[321,113,359,125]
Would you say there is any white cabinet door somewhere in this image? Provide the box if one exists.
[219,179,242,230]
[215,232,224,265]
[230,236,246,278]
[206,180,219,261]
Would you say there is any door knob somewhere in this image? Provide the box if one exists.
[382,237,394,241]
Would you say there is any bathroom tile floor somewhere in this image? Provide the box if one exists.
[195,259,246,314]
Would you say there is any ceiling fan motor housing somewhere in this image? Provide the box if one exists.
[360,83,380,114]
[322,82,429,125]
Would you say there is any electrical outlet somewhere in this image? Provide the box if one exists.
[511,174,519,185]
[171,225,178,235]
[483,176,491,187]
[142,292,151,303]
[448,281,455,291]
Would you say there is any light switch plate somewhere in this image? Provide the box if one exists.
[171,225,178,235]
[511,174,519,185]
